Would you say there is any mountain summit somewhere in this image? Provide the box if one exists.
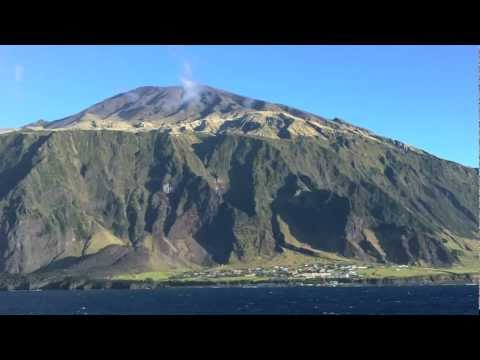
[1,85,477,276]
[30,85,428,155]
[44,85,292,129]
[46,86,272,125]
[31,85,387,143]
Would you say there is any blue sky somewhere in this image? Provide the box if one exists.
[0,45,477,167]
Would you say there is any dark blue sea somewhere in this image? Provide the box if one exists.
[0,285,477,315]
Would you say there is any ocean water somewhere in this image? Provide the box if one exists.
[0,285,477,315]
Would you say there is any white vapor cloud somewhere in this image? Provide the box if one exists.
[14,64,24,82]
[164,46,203,105]
[180,61,202,104]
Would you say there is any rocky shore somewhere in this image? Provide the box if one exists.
[0,272,477,291]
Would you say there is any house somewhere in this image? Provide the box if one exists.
[163,182,173,194]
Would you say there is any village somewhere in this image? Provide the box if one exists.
[172,262,385,282]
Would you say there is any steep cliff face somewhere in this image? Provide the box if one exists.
[0,124,477,274]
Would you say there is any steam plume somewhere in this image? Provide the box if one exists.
[180,61,202,104]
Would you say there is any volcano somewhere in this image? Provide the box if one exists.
[0,85,477,277]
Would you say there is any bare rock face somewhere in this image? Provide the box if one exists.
[1,86,478,275]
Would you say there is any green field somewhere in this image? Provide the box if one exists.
[112,271,180,282]
[356,264,479,279]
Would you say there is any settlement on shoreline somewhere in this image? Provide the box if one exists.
[0,261,478,290]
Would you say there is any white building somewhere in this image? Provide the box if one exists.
[163,182,173,194]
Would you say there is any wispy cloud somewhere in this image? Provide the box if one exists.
[180,60,202,104]
[165,46,203,104]
[14,64,24,82]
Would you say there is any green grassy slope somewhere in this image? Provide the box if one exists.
[0,129,477,275]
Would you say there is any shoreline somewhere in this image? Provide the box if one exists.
[0,272,477,291]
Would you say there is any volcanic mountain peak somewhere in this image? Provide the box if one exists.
[19,85,432,160]
[44,85,285,129]
[26,84,405,148]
